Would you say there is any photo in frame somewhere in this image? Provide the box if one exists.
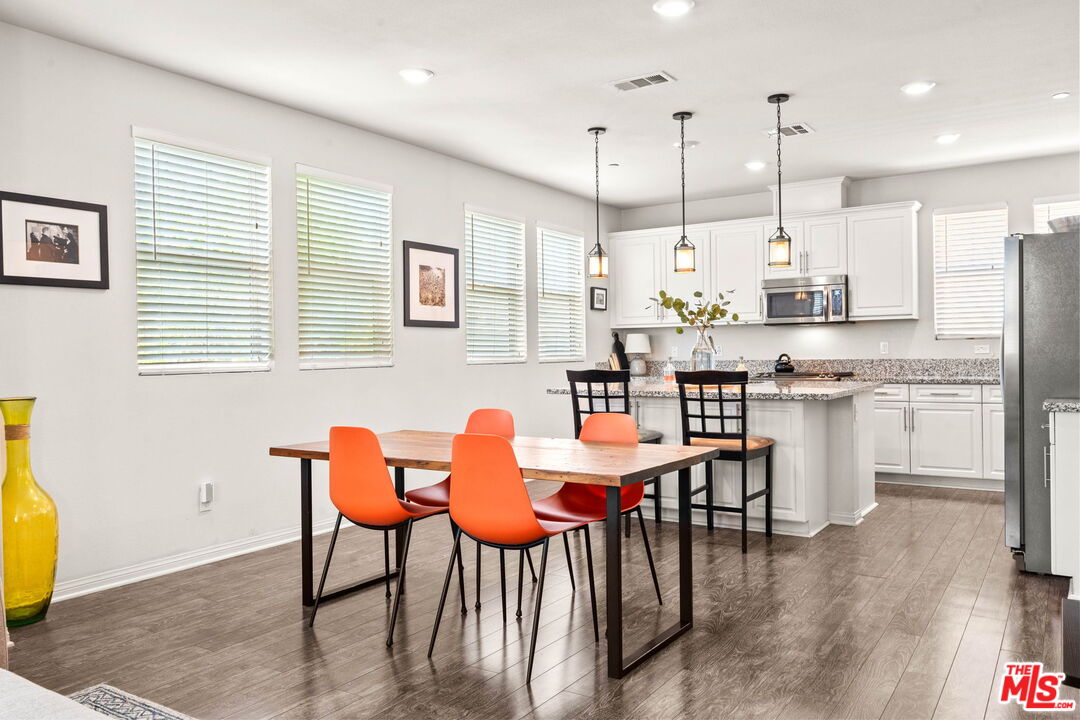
[0,191,109,289]
[403,241,459,327]
[590,286,608,311]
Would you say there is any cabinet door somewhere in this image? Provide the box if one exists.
[611,235,662,327]
[874,402,910,474]
[982,404,1005,481]
[763,222,804,280]
[847,207,918,319]
[659,229,709,325]
[910,402,983,478]
[710,224,764,323]
[804,215,848,276]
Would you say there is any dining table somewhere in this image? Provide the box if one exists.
[269,429,718,679]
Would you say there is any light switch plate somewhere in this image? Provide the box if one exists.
[973,344,991,354]
[879,342,889,355]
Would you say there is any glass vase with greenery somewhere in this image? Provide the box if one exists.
[650,289,739,370]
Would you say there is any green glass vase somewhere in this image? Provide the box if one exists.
[2,397,58,627]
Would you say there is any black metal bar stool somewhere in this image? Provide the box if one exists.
[675,370,774,553]
[566,369,665,524]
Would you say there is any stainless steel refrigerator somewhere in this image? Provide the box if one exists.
[1004,231,1080,573]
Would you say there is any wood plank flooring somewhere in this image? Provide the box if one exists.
[9,483,1074,719]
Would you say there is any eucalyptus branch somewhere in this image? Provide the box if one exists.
[648,289,740,334]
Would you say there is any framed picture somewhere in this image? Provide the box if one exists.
[403,241,459,328]
[0,191,109,289]
[590,286,608,311]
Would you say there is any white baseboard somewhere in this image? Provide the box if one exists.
[876,473,1004,492]
[52,517,339,603]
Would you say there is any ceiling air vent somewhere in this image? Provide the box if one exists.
[763,122,816,137]
[609,71,677,92]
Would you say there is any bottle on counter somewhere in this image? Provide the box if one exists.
[663,357,676,388]
[736,355,748,373]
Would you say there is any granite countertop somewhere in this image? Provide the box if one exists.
[866,376,999,386]
[1044,399,1080,413]
[548,380,882,401]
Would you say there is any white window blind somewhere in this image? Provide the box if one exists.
[135,137,272,373]
[464,209,526,363]
[1034,197,1080,233]
[537,226,585,362]
[933,206,1009,339]
[296,173,393,369]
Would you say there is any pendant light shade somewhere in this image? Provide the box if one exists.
[587,127,608,279]
[673,111,695,273]
[767,93,792,268]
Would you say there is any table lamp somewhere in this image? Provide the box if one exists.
[624,333,652,377]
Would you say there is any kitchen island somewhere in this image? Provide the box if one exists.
[546,379,882,537]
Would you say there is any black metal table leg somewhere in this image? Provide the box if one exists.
[301,458,314,606]
[394,466,406,567]
[605,486,623,678]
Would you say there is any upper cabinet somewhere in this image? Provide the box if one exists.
[608,200,920,328]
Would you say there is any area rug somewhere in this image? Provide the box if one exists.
[68,684,194,720]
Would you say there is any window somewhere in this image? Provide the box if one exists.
[296,170,393,369]
[932,205,1009,339]
[134,135,272,373]
[1034,196,1080,233]
[464,209,526,363]
[537,226,585,362]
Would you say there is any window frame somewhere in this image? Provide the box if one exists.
[463,205,528,365]
[1033,195,1080,233]
[536,222,586,364]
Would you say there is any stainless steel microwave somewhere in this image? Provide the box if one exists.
[762,275,848,325]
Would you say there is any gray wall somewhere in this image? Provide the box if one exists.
[617,153,1079,362]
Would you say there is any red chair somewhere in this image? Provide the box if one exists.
[405,408,535,618]
[428,433,599,683]
[531,412,663,606]
[309,427,445,646]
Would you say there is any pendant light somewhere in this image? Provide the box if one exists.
[586,127,608,279]
[672,111,695,273]
[767,93,792,268]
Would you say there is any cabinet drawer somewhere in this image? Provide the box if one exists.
[872,384,909,402]
[910,384,981,403]
[982,385,1003,404]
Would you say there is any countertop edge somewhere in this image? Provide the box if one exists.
[1044,399,1080,413]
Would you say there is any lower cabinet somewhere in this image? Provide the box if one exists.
[873,402,910,474]
[982,404,1006,481]
[1050,411,1080,579]
[909,402,983,479]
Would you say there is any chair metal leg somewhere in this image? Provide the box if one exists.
[516,550,525,619]
[386,519,414,647]
[741,458,748,554]
[500,548,507,623]
[624,511,631,538]
[428,528,462,658]
[636,507,663,606]
[383,529,392,599]
[474,542,482,610]
[653,476,662,524]
[308,513,343,627]
[705,460,715,531]
[765,450,774,538]
[525,547,537,583]
[583,524,599,642]
[526,539,551,684]
[562,532,576,591]
[456,531,467,616]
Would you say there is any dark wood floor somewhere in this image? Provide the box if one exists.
[10,483,1074,719]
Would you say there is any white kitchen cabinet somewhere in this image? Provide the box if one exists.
[1051,412,1080,579]
[847,204,919,320]
[659,229,709,325]
[763,222,804,280]
[610,234,662,327]
[982,403,1005,481]
[909,402,983,479]
[709,224,764,323]
[803,215,848,276]
[874,402,911,474]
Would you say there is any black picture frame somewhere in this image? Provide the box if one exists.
[590,286,608,311]
[0,191,109,289]
[403,240,459,328]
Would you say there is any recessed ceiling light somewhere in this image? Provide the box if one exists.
[901,81,936,96]
[399,68,434,85]
[652,0,695,17]
[1052,91,1071,100]
[936,132,961,145]
[745,161,766,171]
[673,140,700,149]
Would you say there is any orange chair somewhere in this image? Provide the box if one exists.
[530,413,663,606]
[405,408,536,618]
[309,427,446,646]
[428,433,599,683]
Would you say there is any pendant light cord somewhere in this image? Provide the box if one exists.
[776,101,783,229]
[594,130,600,246]
[680,115,686,237]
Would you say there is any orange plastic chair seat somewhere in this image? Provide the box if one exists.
[405,477,450,507]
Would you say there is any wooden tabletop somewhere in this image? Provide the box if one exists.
[269,430,718,487]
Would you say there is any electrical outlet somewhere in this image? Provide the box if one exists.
[199,480,214,512]
[973,344,991,355]
[670,346,679,359]
[879,342,889,355]
[713,343,722,358]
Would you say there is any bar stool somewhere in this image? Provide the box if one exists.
[566,369,664,525]
[428,433,599,683]
[309,427,446,646]
[675,370,775,553]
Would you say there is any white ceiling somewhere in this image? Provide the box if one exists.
[1,0,1077,207]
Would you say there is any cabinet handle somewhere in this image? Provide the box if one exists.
[1044,446,1052,488]
[910,407,915,431]
[928,392,963,396]
[903,406,908,431]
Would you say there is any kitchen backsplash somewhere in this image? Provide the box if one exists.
[600,357,1000,381]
